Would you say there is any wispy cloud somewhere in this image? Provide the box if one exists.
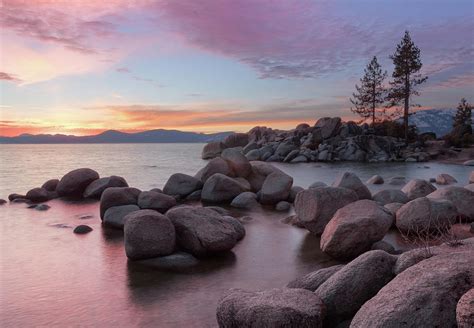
[0,71,22,83]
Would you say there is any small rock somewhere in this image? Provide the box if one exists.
[463,160,474,166]
[370,240,397,254]
[332,172,372,200]
[185,190,202,201]
[0,199,7,205]
[41,179,59,192]
[230,192,259,209]
[26,187,51,203]
[73,225,93,234]
[103,204,140,229]
[366,175,384,184]
[436,173,458,185]
[34,204,50,211]
[372,189,408,205]
[8,193,26,201]
[387,176,406,185]
[287,264,344,291]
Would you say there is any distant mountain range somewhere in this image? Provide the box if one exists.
[408,108,473,138]
[0,129,233,144]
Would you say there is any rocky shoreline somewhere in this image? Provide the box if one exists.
[2,143,474,327]
[202,117,474,164]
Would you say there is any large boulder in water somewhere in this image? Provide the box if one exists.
[201,173,247,203]
[320,200,393,259]
[163,173,202,198]
[316,250,397,326]
[457,288,474,328]
[350,250,474,328]
[372,189,409,205]
[57,168,99,197]
[221,148,252,177]
[216,288,326,328]
[332,172,371,200]
[314,117,341,139]
[137,191,176,213]
[259,172,293,205]
[294,187,358,235]
[246,161,284,191]
[427,186,474,221]
[202,141,225,159]
[401,179,436,201]
[41,179,59,192]
[124,210,176,260]
[103,204,140,229]
[195,158,231,183]
[287,264,345,291]
[396,197,458,233]
[83,175,128,199]
[166,206,240,256]
[223,133,249,148]
[100,187,140,219]
[26,187,51,202]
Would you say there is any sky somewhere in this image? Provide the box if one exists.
[0,0,473,137]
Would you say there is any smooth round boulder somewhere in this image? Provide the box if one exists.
[73,225,93,234]
[401,179,436,201]
[372,189,408,205]
[83,175,128,199]
[427,186,474,221]
[26,187,50,203]
[221,148,252,177]
[320,200,394,259]
[316,250,397,325]
[366,175,384,184]
[202,141,224,159]
[295,187,358,235]
[56,168,99,198]
[259,172,293,205]
[201,173,247,203]
[137,191,176,213]
[41,179,59,192]
[396,197,458,233]
[103,204,140,229]
[124,210,176,260]
[195,158,231,183]
[99,187,141,219]
[287,264,344,291]
[457,288,474,328]
[163,173,202,198]
[275,201,291,211]
[332,172,371,200]
[436,173,457,185]
[350,251,474,328]
[216,288,326,328]
[166,206,239,256]
[246,161,284,191]
[230,192,258,209]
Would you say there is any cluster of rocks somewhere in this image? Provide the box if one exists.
[202,117,430,163]
[217,240,474,327]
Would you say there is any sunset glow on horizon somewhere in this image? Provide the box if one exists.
[1,0,473,137]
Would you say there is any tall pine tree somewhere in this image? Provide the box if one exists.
[453,98,472,128]
[386,31,427,143]
[350,56,387,124]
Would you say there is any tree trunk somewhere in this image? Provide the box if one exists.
[404,75,410,144]
[372,84,376,125]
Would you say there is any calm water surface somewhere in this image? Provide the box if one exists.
[0,144,472,327]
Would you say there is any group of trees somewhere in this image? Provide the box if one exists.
[350,31,473,145]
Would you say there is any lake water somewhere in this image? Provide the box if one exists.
[0,144,472,327]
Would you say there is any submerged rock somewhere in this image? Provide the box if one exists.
[216,288,326,328]
[320,200,393,259]
[294,187,358,235]
[366,175,384,184]
[73,225,93,234]
[57,168,100,198]
[124,210,176,260]
[275,201,291,211]
[134,252,199,272]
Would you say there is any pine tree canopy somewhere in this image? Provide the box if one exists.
[453,98,473,128]
[350,56,387,124]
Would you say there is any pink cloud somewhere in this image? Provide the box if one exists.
[0,72,22,83]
